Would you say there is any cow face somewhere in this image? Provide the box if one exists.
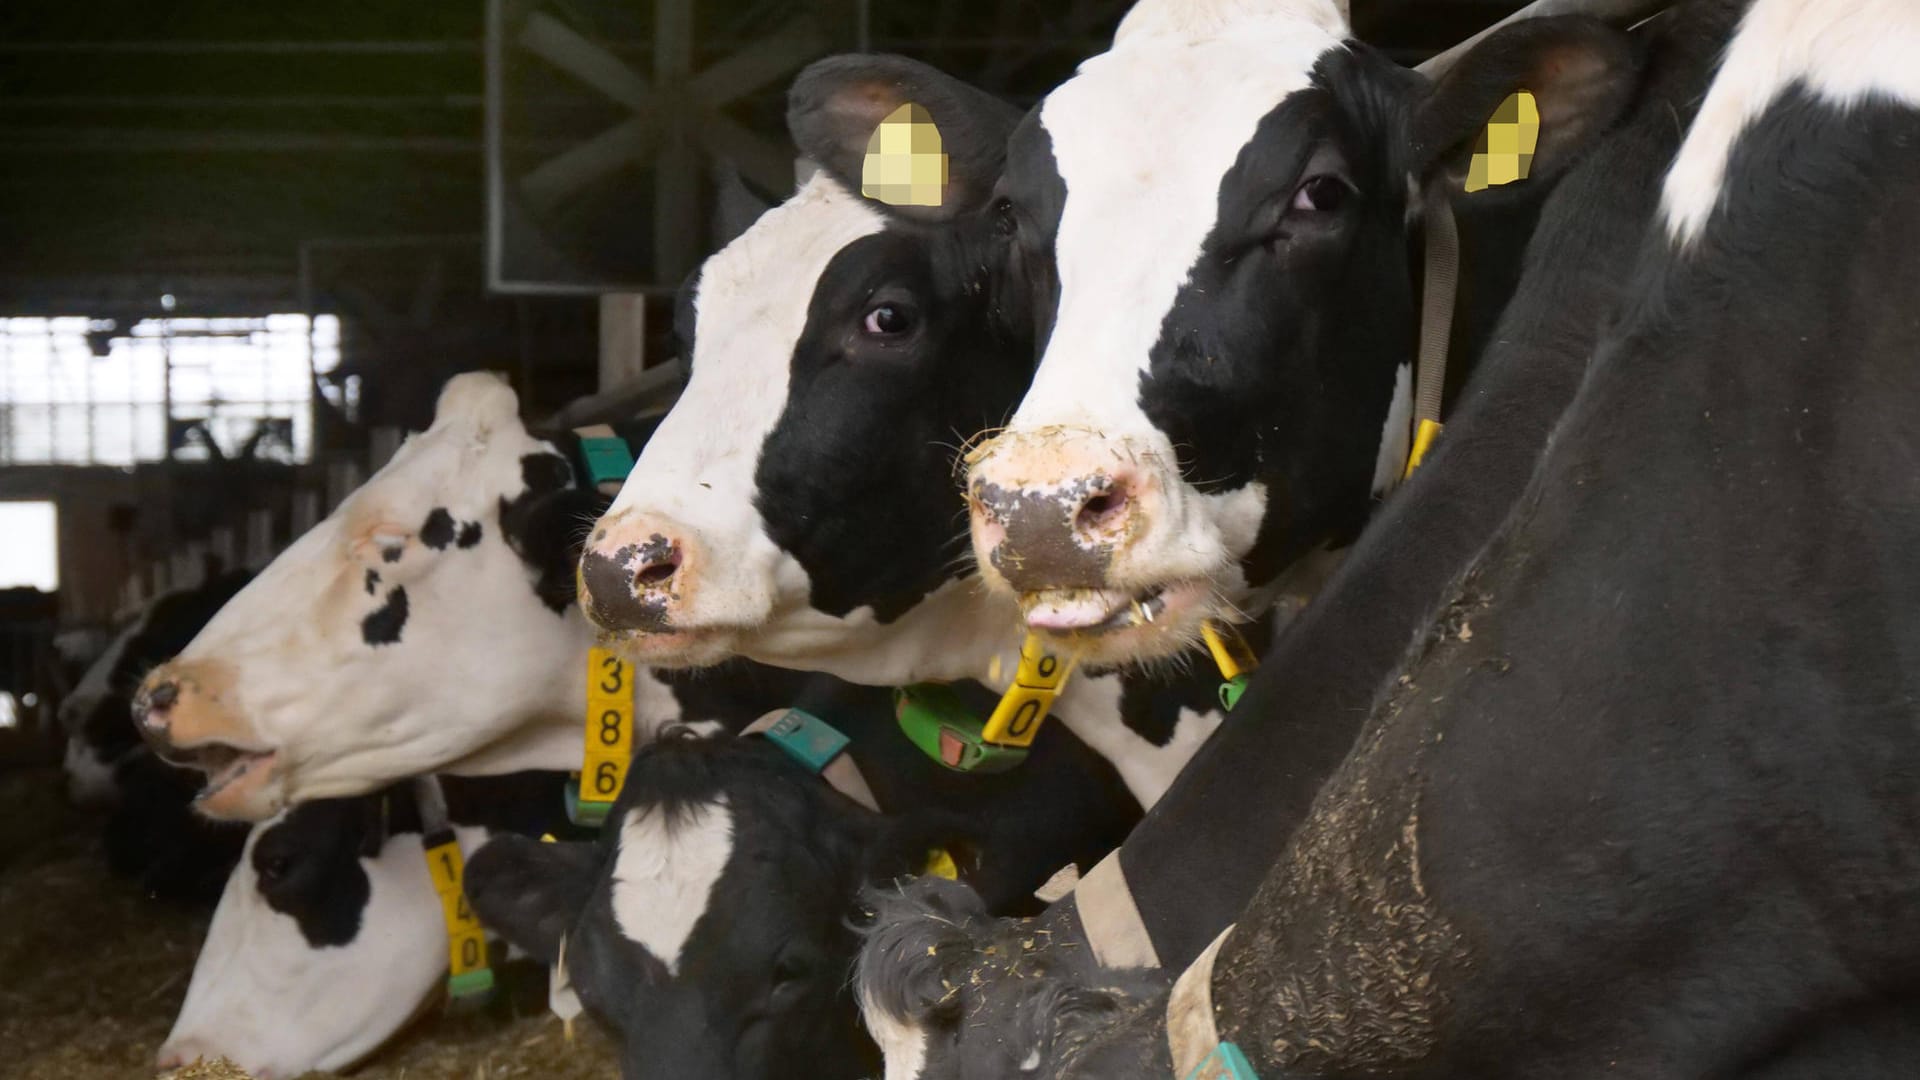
[134,373,601,820]
[578,57,1034,686]
[966,1,1639,664]
[469,735,946,1080]
[157,795,475,1079]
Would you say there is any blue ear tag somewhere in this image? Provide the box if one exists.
[760,708,852,773]
[578,435,635,489]
[1185,1042,1259,1080]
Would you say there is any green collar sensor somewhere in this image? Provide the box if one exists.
[894,683,1030,774]
[1186,1042,1258,1080]
[572,424,636,495]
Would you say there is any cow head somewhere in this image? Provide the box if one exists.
[59,572,253,807]
[468,733,960,1080]
[965,1,1639,664]
[156,792,478,1079]
[134,373,606,820]
[577,56,1035,686]
[854,876,1168,1080]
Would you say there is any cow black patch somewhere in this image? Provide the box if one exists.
[457,521,483,548]
[499,451,609,616]
[361,586,409,646]
[363,568,380,596]
[752,226,1035,621]
[420,508,457,550]
[251,799,375,948]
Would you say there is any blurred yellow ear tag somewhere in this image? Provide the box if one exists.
[425,837,495,998]
[925,847,960,880]
[1465,90,1539,194]
[862,103,949,208]
[981,635,1071,749]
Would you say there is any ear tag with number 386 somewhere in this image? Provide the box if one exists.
[567,647,636,827]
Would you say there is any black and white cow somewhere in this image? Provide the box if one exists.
[58,572,256,902]
[156,771,584,1079]
[60,570,253,807]
[576,57,1279,807]
[963,0,1641,667]
[869,0,1920,1076]
[472,707,1121,1076]
[129,374,651,820]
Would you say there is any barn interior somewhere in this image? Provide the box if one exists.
[1,2,1538,1078]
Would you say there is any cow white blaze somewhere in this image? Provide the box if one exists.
[966,0,1383,666]
[134,373,596,820]
[611,797,734,976]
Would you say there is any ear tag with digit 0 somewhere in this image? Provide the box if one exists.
[1465,90,1540,194]
[423,831,495,1000]
[567,647,636,827]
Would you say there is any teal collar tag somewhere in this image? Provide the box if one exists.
[758,708,852,774]
[1185,1042,1258,1080]
[894,683,1029,774]
[578,434,635,489]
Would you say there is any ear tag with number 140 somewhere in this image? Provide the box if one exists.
[567,647,636,827]
[424,832,495,1000]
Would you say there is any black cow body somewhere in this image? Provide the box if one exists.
[874,1,1920,1076]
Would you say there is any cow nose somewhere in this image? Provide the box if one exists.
[579,509,698,632]
[968,434,1154,592]
[145,679,179,715]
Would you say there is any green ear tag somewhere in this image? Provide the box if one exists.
[1186,1042,1259,1080]
[894,684,1028,774]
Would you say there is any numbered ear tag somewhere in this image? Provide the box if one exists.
[423,832,495,1000]
[862,102,949,207]
[569,646,635,827]
[981,635,1070,748]
[1185,1042,1259,1080]
[1465,90,1540,194]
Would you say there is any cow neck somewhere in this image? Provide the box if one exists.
[743,707,959,880]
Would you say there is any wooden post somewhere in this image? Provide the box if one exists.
[599,294,648,391]
[245,509,274,569]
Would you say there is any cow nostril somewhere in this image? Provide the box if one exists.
[634,553,680,590]
[1075,489,1129,535]
[147,680,179,712]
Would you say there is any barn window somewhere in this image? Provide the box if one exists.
[0,500,59,592]
[0,314,339,465]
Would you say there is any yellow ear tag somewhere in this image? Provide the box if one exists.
[570,647,636,825]
[424,837,494,997]
[925,847,960,880]
[862,103,949,208]
[1465,90,1540,194]
[981,634,1072,748]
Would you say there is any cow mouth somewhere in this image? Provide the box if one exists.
[596,624,735,668]
[176,741,279,805]
[1019,579,1207,636]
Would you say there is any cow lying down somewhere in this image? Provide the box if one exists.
[853,0,1920,1075]
[158,771,585,1079]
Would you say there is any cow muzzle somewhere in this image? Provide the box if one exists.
[134,659,280,820]
[578,508,743,665]
[967,428,1219,656]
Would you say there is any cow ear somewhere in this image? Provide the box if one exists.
[1408,15,1638,200]
[466,835,602,965]
[788,53,1020,222]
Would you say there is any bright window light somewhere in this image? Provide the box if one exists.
[0,314,339,465]
[0,501,58,591]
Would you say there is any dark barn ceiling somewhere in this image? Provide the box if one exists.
[0,0,1530,425]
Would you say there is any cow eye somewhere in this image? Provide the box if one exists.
[992,196,1019,238]
[256,852,292,884]
[861,303,916,337]
[1290,175,1351,214]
